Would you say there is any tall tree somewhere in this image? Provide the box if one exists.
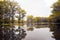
[49,0,60,39]
[0,0,26,40]
[50,0,60,20]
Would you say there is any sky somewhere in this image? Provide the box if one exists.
[14,0,57,17]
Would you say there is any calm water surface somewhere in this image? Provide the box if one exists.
[15,25,55,40]
[21,25,55,40]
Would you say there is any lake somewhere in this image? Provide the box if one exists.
[20,25,55,40]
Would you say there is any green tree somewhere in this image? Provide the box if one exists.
[49,0,60,20]
[27,15,33,26]
[33,17,41,28]
[49,0,60,32]
[0,0,26,40]
[49,0,60,39]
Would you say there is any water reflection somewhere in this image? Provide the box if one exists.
[22,25,55,40]
[3,25,27,40]
[27,24,49,31]
[49,18,60,40]
[25,24,60,40]
[3,24,60,40]
[50,24,60,40]
[21,24,55,40]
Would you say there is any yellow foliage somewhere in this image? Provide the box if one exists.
[27,15,33,19]
[0,0,8,1]
[33,17,40,21]
[21,9,26,14]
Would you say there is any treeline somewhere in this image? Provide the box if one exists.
[26,15,49,31]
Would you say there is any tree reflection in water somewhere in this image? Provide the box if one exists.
[3,26,27,40]
[50,19,60,40]
[14,27,27,40]
[52,24,60,40]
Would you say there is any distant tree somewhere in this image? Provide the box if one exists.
[33,17,41,28]
[27,15,33,26]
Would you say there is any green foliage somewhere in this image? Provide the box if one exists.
[49,0,60,19]
[34,17,40,21]
[0,0,26,40]
[49,0,60,32]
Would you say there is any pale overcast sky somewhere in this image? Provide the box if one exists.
[14,0,57,17]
